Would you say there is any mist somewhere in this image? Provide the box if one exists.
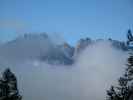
[0,36,128,100]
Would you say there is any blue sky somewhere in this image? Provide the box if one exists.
[0,0,133,45]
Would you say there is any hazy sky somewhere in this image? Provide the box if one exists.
[0,0,133,44]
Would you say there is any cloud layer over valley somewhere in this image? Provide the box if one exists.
[0,33,128,100]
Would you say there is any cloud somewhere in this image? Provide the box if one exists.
[0,38,128,100]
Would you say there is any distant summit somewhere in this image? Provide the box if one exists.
[74,37,128,55]
[75,38,92,53]
[23,33,48,39]
[0,33,74,65]
[0,33,129,65]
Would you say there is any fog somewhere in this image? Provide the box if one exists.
[0,38,128,100]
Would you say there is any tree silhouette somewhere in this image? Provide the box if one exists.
[0,68,22,100]
[127,29,133,45]
[107,30,133,100]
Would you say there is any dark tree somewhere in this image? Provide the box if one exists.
[107,30,133,100]
[127,29,133,45]
[107,53,133,100]
[0,68,22,100]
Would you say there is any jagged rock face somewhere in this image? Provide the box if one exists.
[74,38,128,55]
[0,33,129,65]
[108,39,128,51]
[0,33,53,60]
[75,38,92,54]
[59,42,75,58]
[0,33,74,65]
[40,45,74,65]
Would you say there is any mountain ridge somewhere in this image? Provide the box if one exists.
[0,33,129,65]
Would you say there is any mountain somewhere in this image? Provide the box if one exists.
[74,38,128,55]
[108,38,128,50]
[75,38,92,54]
[0,33,129,65]
[0,33,74,65]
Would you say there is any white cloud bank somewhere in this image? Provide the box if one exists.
[0,40,128,100]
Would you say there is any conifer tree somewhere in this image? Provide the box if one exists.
[127,29,133,45]
[106,30,133,100]
[0,68,22,100]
